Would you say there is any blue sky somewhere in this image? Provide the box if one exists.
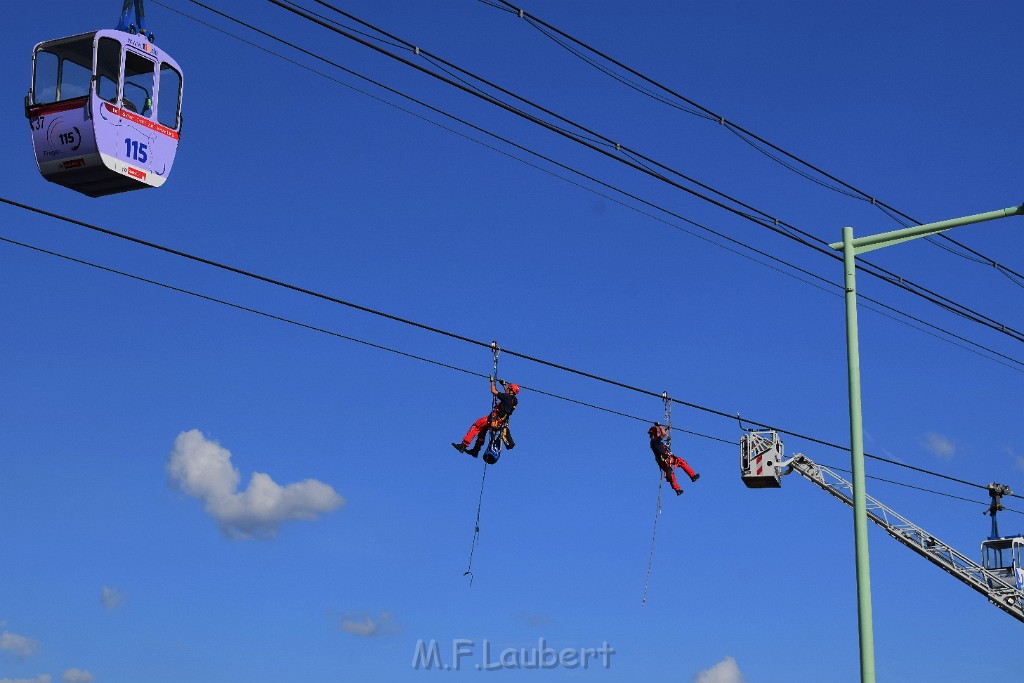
[2,1,1023,681]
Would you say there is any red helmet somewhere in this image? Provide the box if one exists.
[506,383,520,395]
[648,424,663,437]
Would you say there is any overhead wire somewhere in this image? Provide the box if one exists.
[815,460,1023,515]
[486,0,1024,283]
[11,1,1019,611]
[33,3,1009,501]
[3,231,1017,523]
[315,0,1019,302]
[154,3,808,281]
[158,0,1024,372]
[293,0,620,149]
[410,12,1020,331]
[287,0,839,235]
[151,1,839,299]
[270,0,1024,349]
[0,233,681,432]
[2,232,1012,516]
[1,201,1016,504]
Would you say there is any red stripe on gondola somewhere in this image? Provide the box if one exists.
[28,97,88,117]
[103,103,180,140]
[126,167,147,180]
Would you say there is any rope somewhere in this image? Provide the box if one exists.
[463,460,489,586]
[641,475,663,607]
[464,341,501,586]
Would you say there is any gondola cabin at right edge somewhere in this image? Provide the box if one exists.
[25,5,183,198]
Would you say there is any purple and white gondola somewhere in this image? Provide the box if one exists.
[25,17,183,197]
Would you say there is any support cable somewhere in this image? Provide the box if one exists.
[487,0,1024,282]
[156,2,1024,370]
[0,212,1014,499]
[278,0,1024,345]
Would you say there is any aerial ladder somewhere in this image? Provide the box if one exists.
[740,429,1024,623]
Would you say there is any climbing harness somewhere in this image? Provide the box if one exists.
[464,341,501,586]
[642,392,672,607]
[483,351,517,465]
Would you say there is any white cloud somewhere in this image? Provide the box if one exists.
[1004,447,1024,472]
[0,630,40,659]
[167,430,345,540]
[922,433,956,461]
[339,611,400,638]
[101,586,125,611]
[0,676,51,683]
[693,656,745,683]
[60,669,93,683]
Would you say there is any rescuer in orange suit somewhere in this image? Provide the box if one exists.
[649,423,699,495]
[452,377,519,457]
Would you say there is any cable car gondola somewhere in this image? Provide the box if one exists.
[25,0,183,197]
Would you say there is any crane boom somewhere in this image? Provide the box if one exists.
[740,430,1024,624]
